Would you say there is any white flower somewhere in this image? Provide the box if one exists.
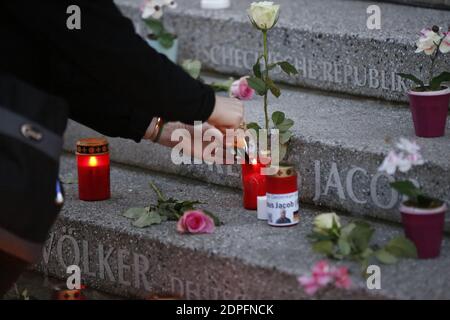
[440,32,450,54]
[314,213,341,231]
[378,150,401,175]
[415,28,443,55]
[379,138,425,175]
[396,138,420,154]
[141,0,176,19]
[248,1,280,30]
[164,0,177,9]
[396,155,413,173]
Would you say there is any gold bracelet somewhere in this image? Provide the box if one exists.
[151,117,163,142]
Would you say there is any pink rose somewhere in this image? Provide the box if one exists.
[177,210,215,234]
[230,77,254,100]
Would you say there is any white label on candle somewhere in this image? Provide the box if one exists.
[266,191,299,226]
[257,196,267,220]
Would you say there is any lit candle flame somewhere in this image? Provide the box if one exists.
[88,156,98,167]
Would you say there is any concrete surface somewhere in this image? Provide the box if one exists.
[33,155,450,299]
[62,74,450,225]
[116,0,450,102]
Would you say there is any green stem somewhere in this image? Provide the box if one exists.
[263,30,269,131]
[149,181,165,201]
[429,37,444,86]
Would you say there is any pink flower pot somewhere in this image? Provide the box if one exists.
[408,87,450,138]
[400,203,447,259]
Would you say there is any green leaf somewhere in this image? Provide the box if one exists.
[158,32,176,49]
[144,18,163,36]
[253,55,263,78]
[247,77,267,95]
[397,73,424,89]
[338,237,351,256]
[247,122,261,131]
[123,207,148,220]
[279,143,287,161]
[430,72,450,91]
[384,236,417,258]
[132,211,163,228]
[390,181,422,199]
[276,118,294,131]
[279,130,293,144]
[277,61,298,76]
[181,59,202,79]
[348,222,374,253]
[271,111,285,125]
[375,249,398,264]
[203,209,222,226]
[312,240,334,255]
[266,78,281,98]
[209,78,234,92]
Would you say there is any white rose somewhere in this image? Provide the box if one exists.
[314,213,341,231]
[248,2,280,30]
[415,28,443,56]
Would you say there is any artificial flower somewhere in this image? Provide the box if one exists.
[378,150,401,175]
[415,27,443,56]
[298,261,351,296]
[248,1,280,30]
[379,138,425,175]
[141,0,176,19]
[332,267,352,289]
[230,77,255,100]
[314,212,341,231]
[177,210,215,234]
[439,31,450,54]
[396,137,421,154]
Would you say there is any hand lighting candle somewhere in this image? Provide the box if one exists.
[76,138,110,201]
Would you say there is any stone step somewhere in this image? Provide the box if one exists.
[360,0,450,10]
[116,0,450,103]
[62,74,450,226]
[35,154,450,299]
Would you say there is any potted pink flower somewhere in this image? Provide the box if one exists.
[398,25,450,138]
[379,138,447,259]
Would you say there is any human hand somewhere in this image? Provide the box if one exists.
[207,96,244,132]
[155,121,235,163]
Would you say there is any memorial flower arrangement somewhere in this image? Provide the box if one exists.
[141,0,178,61]
[123,182,220,234]
[298,261,351,296]
[246,1,298,160]
[378,138,447,258]
[309,212,417,271]
[397,25,450,137]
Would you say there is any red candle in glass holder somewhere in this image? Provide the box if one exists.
[76,138,110,201]
[241,155,269,210]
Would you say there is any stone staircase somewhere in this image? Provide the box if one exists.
[34,0,450,299]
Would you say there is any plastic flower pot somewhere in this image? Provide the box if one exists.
[145,37,178,63]
[408,86,450,138]
[400,202,447,259]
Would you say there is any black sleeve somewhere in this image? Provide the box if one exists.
[1,0,215,142]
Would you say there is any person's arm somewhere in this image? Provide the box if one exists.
[2,0,217,142]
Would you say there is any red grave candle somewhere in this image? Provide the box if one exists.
[76,138,110,201]
[241,156,269,210]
